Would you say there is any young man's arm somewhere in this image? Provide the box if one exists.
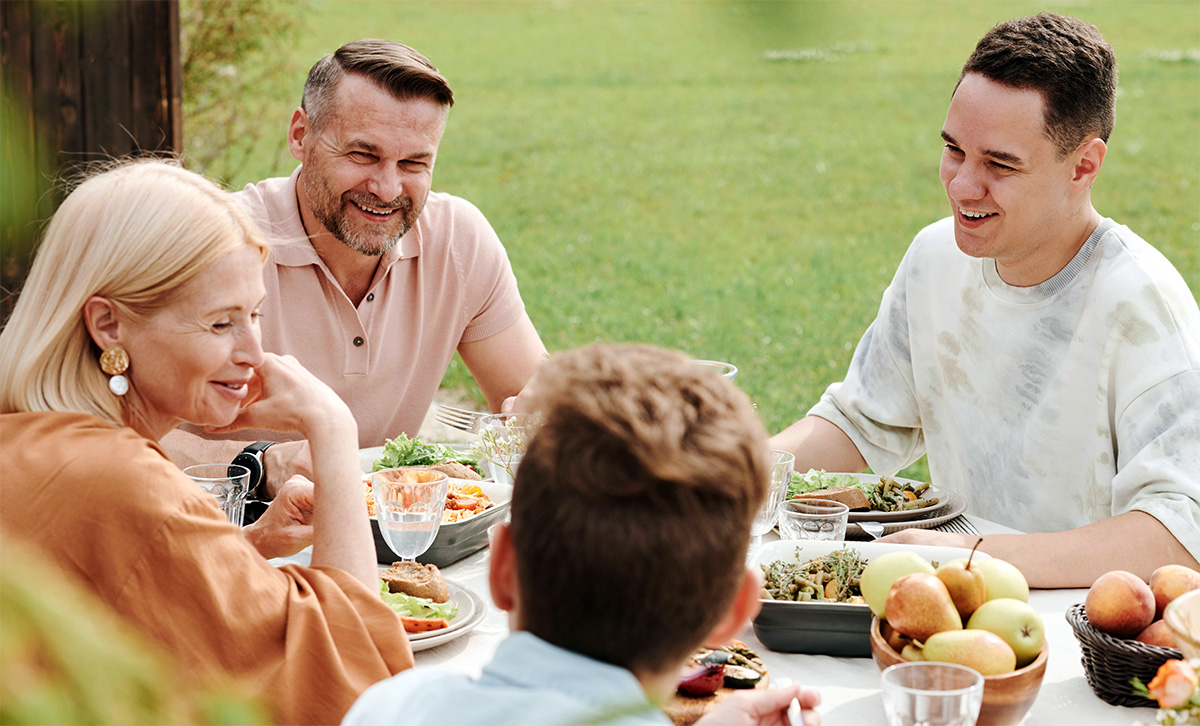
[768,415,868,474]
[458,313,547,414]
[883,510,1198,588]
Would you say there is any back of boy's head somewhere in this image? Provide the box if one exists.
[510,343,769,675]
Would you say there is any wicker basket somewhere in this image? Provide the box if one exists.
[1066,602,1183,707]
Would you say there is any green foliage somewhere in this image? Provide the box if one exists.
[0,534,268,725]
[180,0,311,186]
[190,1,1199,481]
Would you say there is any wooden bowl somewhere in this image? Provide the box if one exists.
[870,615,1048,726]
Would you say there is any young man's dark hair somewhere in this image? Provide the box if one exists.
[959,12,1116,157]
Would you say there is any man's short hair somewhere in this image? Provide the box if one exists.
[510,343,769,675]
[960,12,1116,158]
[302,38,454,132]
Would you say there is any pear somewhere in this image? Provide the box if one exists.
[936,538,987,620]
[881,620,911,653]
[923,629,1016,676]
[861,550,936,618]
[900,643,925,661]
[885,573,963,642]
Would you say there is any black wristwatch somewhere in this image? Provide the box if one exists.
[232,441,277,501]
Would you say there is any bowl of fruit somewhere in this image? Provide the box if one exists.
[863,542,1047,726]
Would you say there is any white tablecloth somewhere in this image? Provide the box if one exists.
[280,516,1155,725]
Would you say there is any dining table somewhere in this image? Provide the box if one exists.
[277,514,1158,725]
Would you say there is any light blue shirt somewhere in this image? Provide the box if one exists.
[342,632,672,726]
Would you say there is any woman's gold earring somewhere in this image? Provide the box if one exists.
[99,347,130,396]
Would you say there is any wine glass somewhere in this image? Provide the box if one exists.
[371,468,450,561]
[749,450,795,559]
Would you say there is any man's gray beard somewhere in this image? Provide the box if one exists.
[316,199,417,257]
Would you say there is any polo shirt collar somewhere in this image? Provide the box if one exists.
[269,165,422,270]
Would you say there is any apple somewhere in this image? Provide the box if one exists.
[937,539,987,620]
[885,573,963,642]
[881,620,911,653]
[1085,570,1155,639]
[975,557,1029,602]
[861,550,936,618]
[966,597,1045,668]
[923,629,1017,676]
[1150,565,1200,619]
[1136,620,1180,649]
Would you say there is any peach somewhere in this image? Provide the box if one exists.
[1085,570,1155,639]
[1150,565,1200,619]
[1136,620,1180,649]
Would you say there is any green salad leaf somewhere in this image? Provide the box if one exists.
[378,580,459,620]
[786,469,871,500]
[373,433,481,475]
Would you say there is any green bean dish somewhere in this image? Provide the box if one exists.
[760,546,868,604]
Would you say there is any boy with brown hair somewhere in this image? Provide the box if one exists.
[344,343,820,725]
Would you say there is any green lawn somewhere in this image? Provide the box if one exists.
[188,1,1200,479]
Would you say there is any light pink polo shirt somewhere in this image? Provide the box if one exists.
[225,167,526,447]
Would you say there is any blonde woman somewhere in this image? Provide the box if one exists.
[0,159,412,725]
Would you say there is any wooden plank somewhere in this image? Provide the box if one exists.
[1,1,42,321]
[129,0,181,153]
[29,0,82,217]
[80,0,133,157]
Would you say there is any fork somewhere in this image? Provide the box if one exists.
[434,403,488,433]
[935,515,981,536]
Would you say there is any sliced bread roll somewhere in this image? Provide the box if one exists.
[380,561,450,603]
[793,486,870,511]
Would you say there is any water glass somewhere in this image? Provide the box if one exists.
[780,499,850,541]
[691,359,739,381]
[184,463,250,526]
[749,450,795,554]
[880,662,984,726]
[371,468,450,561]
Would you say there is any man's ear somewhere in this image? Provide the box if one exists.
[703,567,764,647]
[82,296,122,350]
[287,107,309,163]
[1071,137,1106,192]
[487,523,520,615]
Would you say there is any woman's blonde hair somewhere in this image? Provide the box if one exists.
[0,158,268,425]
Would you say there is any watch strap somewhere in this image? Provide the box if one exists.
[232,441,277,500]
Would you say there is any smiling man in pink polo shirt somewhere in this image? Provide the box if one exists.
[163,40,546,524]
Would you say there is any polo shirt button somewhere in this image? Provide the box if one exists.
[353,336,364,347]
[366,292,375,302]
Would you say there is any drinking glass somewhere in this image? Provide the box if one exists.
[691,359,739,381]
[371,468,450,561]
[476,413,533,486]
[880,662,984,726]
[184,463,250,526]
[779,499,850,541]
[749,450,795,556]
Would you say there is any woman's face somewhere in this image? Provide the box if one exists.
[119,246,265,439]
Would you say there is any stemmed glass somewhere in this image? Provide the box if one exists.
[371,468,450,561]
[749,450,795,559]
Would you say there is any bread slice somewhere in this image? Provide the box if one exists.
[380,561,450,603]
[394,462,481,481]
[793,486,870,511]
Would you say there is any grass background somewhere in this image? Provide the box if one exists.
[189,1,1200,479]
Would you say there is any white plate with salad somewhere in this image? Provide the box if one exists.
[788,470,964,523]
[379,579,487,652]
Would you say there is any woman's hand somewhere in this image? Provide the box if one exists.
[242,475,316,559]
[203,353,354,441]
[695,684,821,726]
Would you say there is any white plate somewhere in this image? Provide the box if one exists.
[407,580,487,652]
[844,494,967,538]
[792,472,950,522]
